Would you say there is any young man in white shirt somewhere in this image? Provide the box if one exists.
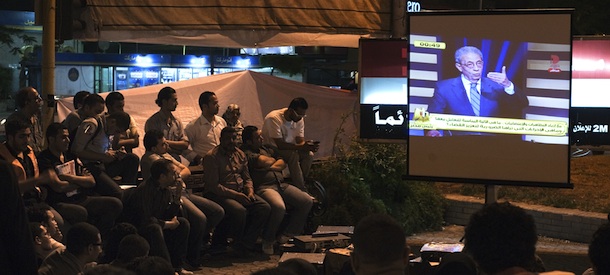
[261,97,318,190]
[184,91,227,165]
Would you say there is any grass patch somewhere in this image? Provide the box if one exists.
[436,154,610,213]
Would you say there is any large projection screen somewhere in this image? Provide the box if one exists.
[407,10,572,187]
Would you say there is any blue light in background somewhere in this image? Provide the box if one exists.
[135,55,154,67]
[189,56,207,67]
[495,41,511,72]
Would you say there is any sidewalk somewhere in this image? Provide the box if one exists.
[190,224,590,275]
[197,253,280,274]
[406,224,589,256]
[406,224,590,274]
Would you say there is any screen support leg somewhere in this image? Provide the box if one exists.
[485,185,499,204]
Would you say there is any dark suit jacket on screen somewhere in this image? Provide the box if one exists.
[428,76,529,118]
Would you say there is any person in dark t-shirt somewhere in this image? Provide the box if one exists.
[38,123,122,236]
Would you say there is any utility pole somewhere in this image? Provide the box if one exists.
[40,0,56,134]
[392,0,407,39]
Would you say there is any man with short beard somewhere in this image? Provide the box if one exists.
[203,127,270,256]
[7,87,45,154]
[38,123,123,236]
[184,91,227,165]
[145,86,189,163]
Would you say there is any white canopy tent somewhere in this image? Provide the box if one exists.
[57,70,358,159]
[74,0,397,48]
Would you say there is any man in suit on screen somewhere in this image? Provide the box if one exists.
[426,45,529,137]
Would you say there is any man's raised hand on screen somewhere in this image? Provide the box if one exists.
[487,66,512,87]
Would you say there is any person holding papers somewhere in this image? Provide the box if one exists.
[37,123,123,236]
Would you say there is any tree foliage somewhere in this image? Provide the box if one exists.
[0,26,38,99]
[0,26,36,54]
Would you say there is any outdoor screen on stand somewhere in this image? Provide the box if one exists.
[406,10,572,187]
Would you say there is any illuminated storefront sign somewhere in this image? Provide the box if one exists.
[407,1,421,12]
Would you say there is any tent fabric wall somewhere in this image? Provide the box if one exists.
[57,70,358,159]
[76,0,392,47]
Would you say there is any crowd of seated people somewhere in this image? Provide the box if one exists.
[1,86,322,275]
[12,85,600,275]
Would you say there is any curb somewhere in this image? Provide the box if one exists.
[444,194,607,244]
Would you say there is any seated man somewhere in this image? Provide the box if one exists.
[7,87,45,154]
[0,120,68,199]
[123,159,192,275]
[66,93,105,149]
[464,202,572,275]
[141,129,192,181]
[141,129,224,268]
[145,87,190,163]
[0,119,69,232]
[38,122,123,236]
[124,256,175,275]
[62,90,91,139]
[203,127,270,256]
[0,158,37,275]
[98,222,138,264]
[184,91,227,165]
[586,223,610,275]
[350,214,410,275]
[110,234,150,269]
[241,125,313,255]
[38,222,103,275]
[262,97,319,190]
[105,91,140,153]
[71,110,139,197]
[29,222,65,267]
[27,203,65,244]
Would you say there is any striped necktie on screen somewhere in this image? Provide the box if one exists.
[470,82,480,116]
